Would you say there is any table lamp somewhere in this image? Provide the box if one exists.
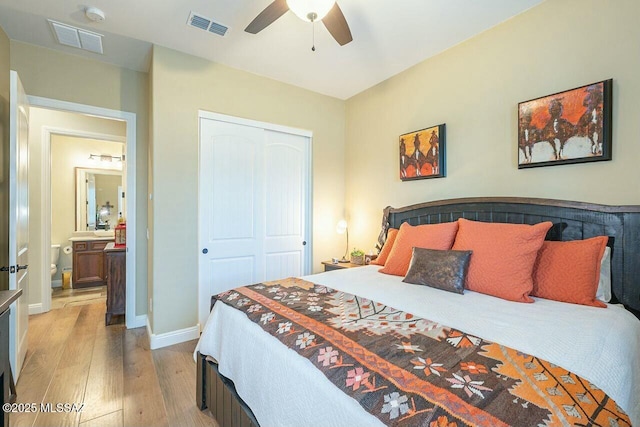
[336,220,349,263]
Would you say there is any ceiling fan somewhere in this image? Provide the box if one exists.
[245,0,353,46]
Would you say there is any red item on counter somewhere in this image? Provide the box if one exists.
[115,222,126,247]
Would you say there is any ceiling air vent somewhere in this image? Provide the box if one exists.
[187,12,229,37]
[48,20,104,54]
[78,30,103,54]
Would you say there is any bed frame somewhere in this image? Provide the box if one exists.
[197,197,640,426]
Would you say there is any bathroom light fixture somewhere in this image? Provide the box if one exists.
[89,154,122,162]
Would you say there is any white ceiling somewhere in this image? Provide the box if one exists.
[0,0,543,99]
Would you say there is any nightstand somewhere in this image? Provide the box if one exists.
[321,261,364,272]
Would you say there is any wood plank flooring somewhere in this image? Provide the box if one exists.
[10,303,217,427]
[51,286,107,310]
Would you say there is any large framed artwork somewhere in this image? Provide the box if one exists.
[518,79,612,169]
[399,124,446,181]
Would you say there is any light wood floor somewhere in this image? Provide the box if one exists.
[10,302,218,427]
[51,286,107,310]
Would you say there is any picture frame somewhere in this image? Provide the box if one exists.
[518,79,612,169]
[399,124,446,181]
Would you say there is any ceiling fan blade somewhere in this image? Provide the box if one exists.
[245,0,290,34]
[322,3,353,46]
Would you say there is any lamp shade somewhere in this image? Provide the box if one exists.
[336,219,348,234]
[287,0,336,22]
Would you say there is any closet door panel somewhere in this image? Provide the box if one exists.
[263,131,308,281]
[199,119,265,302]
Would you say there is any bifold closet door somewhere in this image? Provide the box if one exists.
[198,117,310,327]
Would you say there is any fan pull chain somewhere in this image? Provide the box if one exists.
[311,20,316,52]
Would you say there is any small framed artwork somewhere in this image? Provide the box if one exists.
[399,124,446,181]
[518,79,612,169]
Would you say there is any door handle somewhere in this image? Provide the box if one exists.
[302,241,307,246]
[202,248,208,254]
[17,264,28,271]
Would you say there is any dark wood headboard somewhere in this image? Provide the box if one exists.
[377,197,640,315]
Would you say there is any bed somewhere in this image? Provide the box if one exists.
[195,197,640,427]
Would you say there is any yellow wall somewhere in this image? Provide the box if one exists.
[0,26,9,291]
[149,45,346,334]
[10,41,149,315]
[147,59,155,330]
[345,0,640,250]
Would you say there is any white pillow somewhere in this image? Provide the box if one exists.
[596,246,611,303]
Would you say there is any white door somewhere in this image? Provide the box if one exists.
[9,71,29,380]
[198,115,311,327]
[263,130,309,281]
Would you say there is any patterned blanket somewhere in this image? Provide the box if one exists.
[213,278,631,427]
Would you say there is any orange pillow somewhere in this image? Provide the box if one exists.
[371,228,398,266]
[532,237,608,308]
[452,218,552,302]
[379,222,459,276]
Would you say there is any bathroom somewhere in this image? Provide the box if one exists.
[47,120,126,308]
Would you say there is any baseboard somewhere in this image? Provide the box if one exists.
[146,319,200,350]
[130,314,147,329]
[28,303,43,315]
[51,279,62,288]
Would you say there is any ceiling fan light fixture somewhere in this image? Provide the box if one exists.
[286,0,336,22]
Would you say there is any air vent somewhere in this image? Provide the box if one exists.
[50,21,81,48]
[187,12,229,37]
[48,20,104,54]
[78,30,103,54]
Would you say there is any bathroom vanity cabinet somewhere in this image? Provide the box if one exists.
[104,243,126,325]
[72,239,112,289]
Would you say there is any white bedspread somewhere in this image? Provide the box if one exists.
[196,266,640,426]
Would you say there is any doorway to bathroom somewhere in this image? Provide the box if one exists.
[26,96,140,328]
[47,131,124,310]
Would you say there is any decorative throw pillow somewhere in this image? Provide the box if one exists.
[403,248,472,294]
[379,221,459,276]
[532,236,608,308]
[452,218,552,303]
[371,228,398,266]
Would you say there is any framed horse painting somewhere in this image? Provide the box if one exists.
[518,79,612,169]
[399,124,446,181]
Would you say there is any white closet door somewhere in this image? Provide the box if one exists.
[263,130,308,281]
[200,120,265,304]
[198,116,311,327]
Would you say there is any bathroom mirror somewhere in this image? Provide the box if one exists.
[76,168,124,231]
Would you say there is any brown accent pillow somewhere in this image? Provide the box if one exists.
[403,248,472,294]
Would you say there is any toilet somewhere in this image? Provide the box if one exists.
[51,244,60,278]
